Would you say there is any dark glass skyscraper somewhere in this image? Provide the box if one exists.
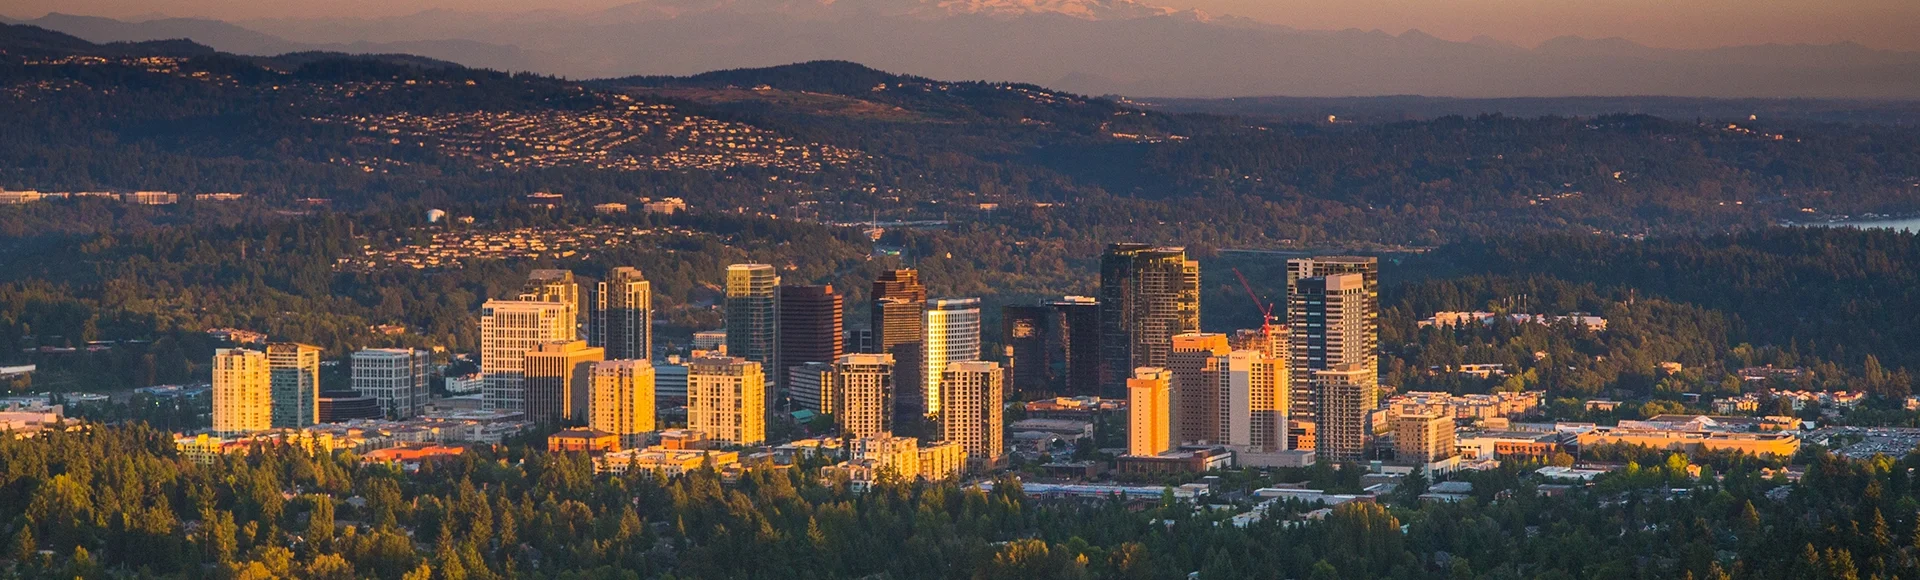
[1002,296,1102,396]
[1003,304,1053,395]
[592,266,652,361]
[777,284,843,392]
[1053,296,1103,395]
[1098,244,1201,395]
[871,268,927,418]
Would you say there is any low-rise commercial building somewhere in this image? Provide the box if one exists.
[823,434,971,491]
[1394,413,1457,464]
[918,440,968,481]
[1025,396,1127,420]
[1387,390,1543,422]
[597,447,741,476]
[548,428,621,452]
[360,445,468,471]
[1455,430,1566,461]
[1575,426,1800,457]
[1115,446,1235,475]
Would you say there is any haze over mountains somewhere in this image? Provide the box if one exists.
[10,0,1920,98]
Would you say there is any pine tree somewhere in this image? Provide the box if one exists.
[1738,501,1761,531]
[307,495,335,546]
[1827,548,1860,580]
[1869,509,1893,552]
[1706,562,1732,580]
[11,520,34,562]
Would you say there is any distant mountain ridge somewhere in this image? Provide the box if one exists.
[16,13,549,72]
[7,26,1920,254]
[612,60,927,93]
[13,5,1920,98]
[0,22,215,57]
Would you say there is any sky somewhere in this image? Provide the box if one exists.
[1159,0,1920,51]
[5,0,1918,52]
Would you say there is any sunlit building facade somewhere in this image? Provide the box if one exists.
[591,359,656,448]
[831,353,895,438]
[938,360,1004,469]
[725,264,779,386]
[481,300,574,412]
[923,298,982,417]
[687,357,766,446]
[525,340,605,425]
[1314,363,1377,463]
[1127,367,1172,457]
[213,348,272,435]
[1168,333,1230,445]
[522,269,583,339]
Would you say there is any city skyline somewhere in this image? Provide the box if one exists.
[7,3,1920,577]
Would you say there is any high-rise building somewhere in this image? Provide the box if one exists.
[923,298,982,417]
[830,353,895,438]
[1099,244,1201,394]
[1168,333,1230,445]
[1315,363,1376,463]
[725,264,779,386]
[871,269,926,415]
[1002,304,1054,394]
[350,348,430,419]
[1127,367,1172,457]
[844,328,874,355]
[938,361,1004,469]
[1231,326,1289,360]
[1004,296,1103,397]
[1290,272,1376,423]
[525,340,605,425]
[687,357,766,446]
[480,299,574,412]
[1215,349,1289,452]
[590,359,655,448]
[1053,296,1103,395]
[1286,256,1378,319]
[1395,412,1456,464]
[1286,257,1378,421]
[593,267,652,361]
[522,269,583,339]
[788,362,835,414]
[267,342,323,428]
[212,348,271,434]
[655,358,689,405]
[778,284,843,391]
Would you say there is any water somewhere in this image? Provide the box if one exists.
[1811,217,1920,233]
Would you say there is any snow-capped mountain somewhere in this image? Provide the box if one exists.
[21,1,1920,98]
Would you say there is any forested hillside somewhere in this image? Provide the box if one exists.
[4,32,1920,246]
[2,419,1915,580]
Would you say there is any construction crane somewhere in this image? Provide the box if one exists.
[1232,268,1281,347]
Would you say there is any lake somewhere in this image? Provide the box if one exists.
[1810,217,1920,233]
